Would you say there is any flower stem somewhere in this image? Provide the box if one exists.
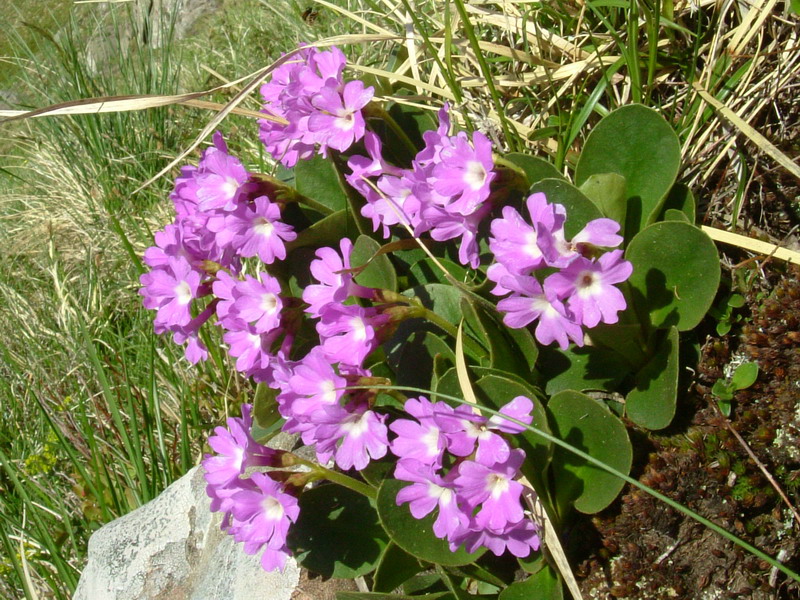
[284,453,377,500]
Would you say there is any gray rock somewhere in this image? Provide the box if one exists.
[73,462,300,600]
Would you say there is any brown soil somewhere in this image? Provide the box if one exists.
[575,268,800,599]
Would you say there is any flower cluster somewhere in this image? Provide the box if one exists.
[139,41,639,576]
[389,396,540,558]
[346,106,496,268]
[139,132,298,368]
[202,405,299,572]
[487,192,633,349]
[259,46,374,167]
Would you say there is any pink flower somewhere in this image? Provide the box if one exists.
[545,250,633,327]
[224,196,297,264]
[431,131,495,216]
[229,471,299,572]
[308,80,373,154]
[202,404,279,488]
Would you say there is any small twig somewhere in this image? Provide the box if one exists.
[711,402,800,529]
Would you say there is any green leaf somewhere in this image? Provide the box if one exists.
[288,484,387,578]
[294,153,348,212]
[337,594,454,600]
[250,383,282,442]
[575,104,681,236]
[287,209,353,251]
[403,283,464,325]
[537,345,631,396]
[731,362,758,390]
[578,172,627,230]
[504,153,566,185]
[376,479,484,566]
[387,323,457,391]
[658,183,696,223]
[409,257,469,286]
[529,179,604,239]
[664,208,690,222]
[499,564,563,600]
[548,390,632,515]
[460,298,537,375]
[711,379,735,401]
[626,221,720,331]
[372,543,425,593]
[625,326,680,430]
[351,235,398,291]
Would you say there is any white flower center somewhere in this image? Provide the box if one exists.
[253,217,274,238]
[174,280,193,305]
[487,473,510,498]
[350,316,368,342]
[222,176,240,200]
[421,427,440,458]
[262,496,285,521]
[261,293,279,314]
[248,332,262,349]
[463,160,487,190]
[576,270,602,298]
[531,296,558,319]
[335,111,356,131]
[321,380,338,404]
[524,230,541,259]
[340,412,370,438]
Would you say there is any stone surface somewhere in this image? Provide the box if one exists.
[73,462,300,600]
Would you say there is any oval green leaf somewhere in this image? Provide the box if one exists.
[626,221,720,331]
[376,478,484,566]
[575,104,681,236]
[288,484,387,578]
[548,390,632,515]
[626,326,679,430]
[578,172,627,230]
[351,234,397,291]
[294,153,348,212]
[505,153,566,185]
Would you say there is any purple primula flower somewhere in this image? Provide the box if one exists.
[302,239,373,318]
[229,471,299,572]
[139,256,204,328]
[308,80,373,153]
[489,192,566,275]
[259,44,373,165]
[314,404,389,470]
[540,217,623,267]
[431,131,495,216]
[495,275,584,349]
[168,303,216,364]
[437,397,533,465]
[545,250,632,328]
[453,450,526,532]
[281,346,346,426]
[202,404,279,488]
[223,325,280,376]
[424,202,492,268]
[316,303,388,367]
[225,196,297,264]
[232,273,284,334]
[395,459,468,539]
[452,516,540,558]
[213,270,245,330]
[195,132,251,212]
[389,397,452,467]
